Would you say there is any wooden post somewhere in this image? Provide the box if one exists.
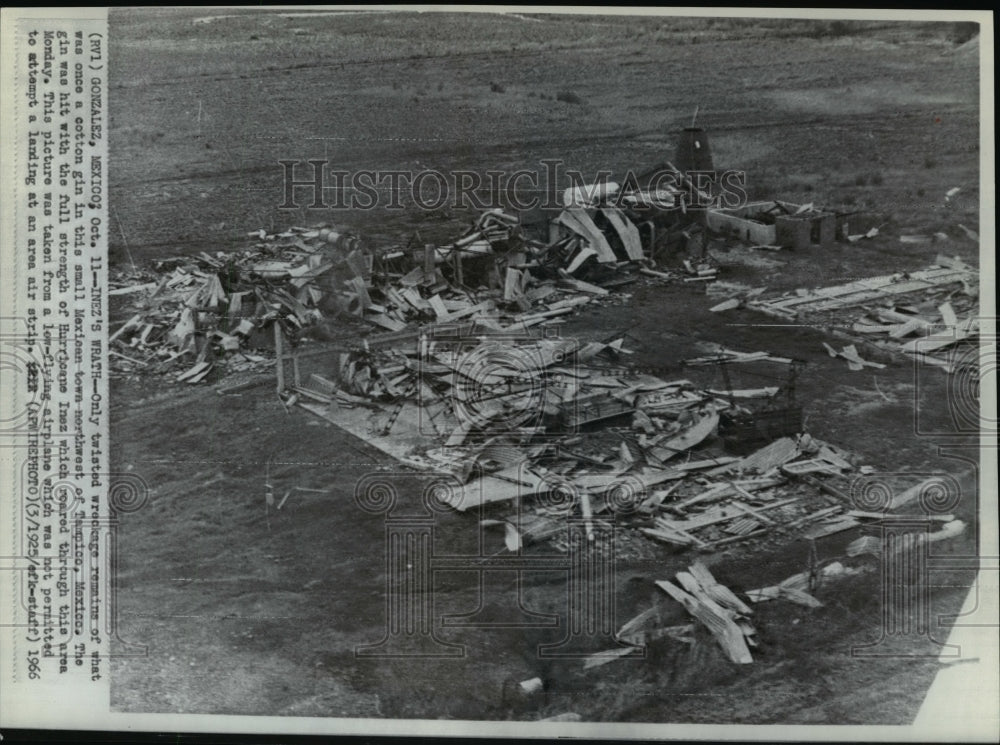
[453,250,464,288]
[548,219,561,245]
[274,323,285,392]
[292,346,301,387]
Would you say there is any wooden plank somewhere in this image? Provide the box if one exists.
[755,268,973,316]
[639,267,674,280]
[900,327,974,354]
[700,527,769,550]
[291,385,332,404]
[747,584,823,608]
[686,561,754,616]
[729,498,777,525]
[641,524,708,548]
[790,473,853,504]
[556,208,617,263]
[110,350,148,366]
[558,275,610,296]
[177,361,212,382]
[674,456,740,471]
[582,646,638,670]
[427,294,450,320]
[682,497,801,534]
[781,458,838,476]
[601,206,644,260]
[888,316,927,339]
[847,509,955,522]
[801,515,860,540]
[710,298,741,313]
[443,300,497,322]
[673,478,787,509]
[655,580,753,664]
[366,313,407,332]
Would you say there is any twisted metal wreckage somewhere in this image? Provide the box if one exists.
[109,128,975,667]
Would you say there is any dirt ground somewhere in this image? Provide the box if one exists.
[107,10,982,723]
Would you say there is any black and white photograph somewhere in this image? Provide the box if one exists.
[1,6,996,740]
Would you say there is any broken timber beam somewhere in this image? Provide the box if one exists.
[656,579,753,664]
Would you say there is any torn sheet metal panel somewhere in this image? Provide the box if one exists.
[647,409,720,462]
[601,206,644,261]
[555,207,618,263]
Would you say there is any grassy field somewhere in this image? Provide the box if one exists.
[107,10,983,724]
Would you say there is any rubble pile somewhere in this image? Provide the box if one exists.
[104,119,978,681]
[289,320,906,557]
[711,255,980,373]
[107,206,678,383]
[107,225,370,382]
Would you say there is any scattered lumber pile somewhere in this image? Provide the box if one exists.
[636,434,867,550]
[593,561,755,668]
[744,256,976,319]
[108,225,366,381]
[587,506,968,670]
[821,342,886,371]
[746,560,864,608]
[108,205,705,383]
[656,562,756,664]
[710,255,979,373]
[291,317,883,557]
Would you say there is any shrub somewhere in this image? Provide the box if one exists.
[951,22,979,44]
[828,20,852,37]
[556,90,584,105]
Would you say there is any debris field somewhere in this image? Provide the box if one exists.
[108,130,975,675]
